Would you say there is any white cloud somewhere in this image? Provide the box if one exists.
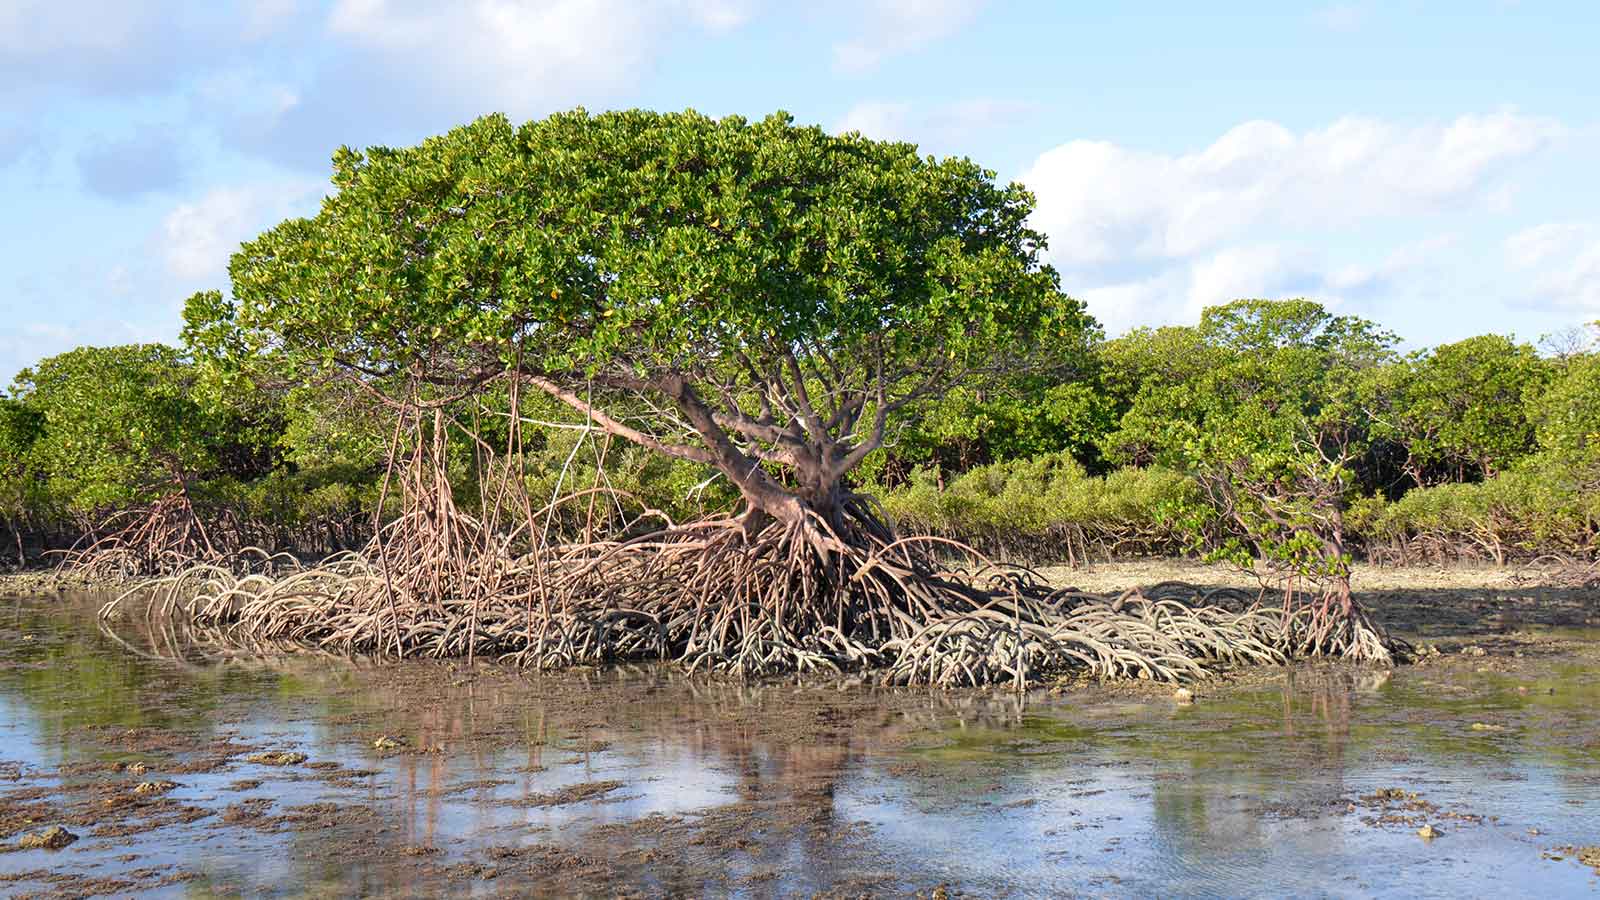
[0,1,155,55]
[1188,245,1312,315]
[1326,234,1458,293]
[1021,112,1562,332]
[0,1,247,95]
[1026,112,1560,267]
[194,69,304,153]
[243,0,301,37]
[0,320,162,382]
[1078,237,1459,337]
[834,102,914,141]
[158,182,321,282]
[324,0,750,115]
[191,0,759,169]
[832,0,985,73]
[1079,271,1189,338]
[1505,223,1600,312]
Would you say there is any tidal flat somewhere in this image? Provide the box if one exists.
[2,567,1598,898]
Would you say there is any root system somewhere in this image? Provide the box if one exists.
[100,500,1398,687]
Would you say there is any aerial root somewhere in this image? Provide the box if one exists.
[99,504,1399,685]
[54,492,237,581]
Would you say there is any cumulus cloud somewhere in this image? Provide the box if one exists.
[1026,112,1560,267]
[833,102,914,140]
[158,181,322,282]
[1081,247,1318,336]
[1022,112,1561,333]
[204,0,756,169]
[322,0,753,100]
[833,0,985,73]
[1505,223,1600,312]
[5,1,758,171]
[0,1,248,96]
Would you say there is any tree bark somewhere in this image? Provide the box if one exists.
[518,370,874,539]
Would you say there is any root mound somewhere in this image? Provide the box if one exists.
[102,499,1399,686]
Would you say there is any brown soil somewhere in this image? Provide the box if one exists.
[1040,559,1600,635]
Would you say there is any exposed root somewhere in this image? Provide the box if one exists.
[1518,554,1600,590]
[1270,576,1402,666]
[54,492,231,580]
[101,495,1401,687]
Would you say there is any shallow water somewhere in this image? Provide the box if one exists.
[2,594,1599,898]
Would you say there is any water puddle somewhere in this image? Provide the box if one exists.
[2,594,1598,897]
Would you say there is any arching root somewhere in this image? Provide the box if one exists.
[101,499,1402,686]
[55,492,233,580]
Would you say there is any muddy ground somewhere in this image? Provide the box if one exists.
[1,563,1598,897]
[1041,559,1600,635]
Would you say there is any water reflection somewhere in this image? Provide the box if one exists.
[1,595,1598,897]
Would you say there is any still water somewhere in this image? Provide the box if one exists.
[2,594,1598,898]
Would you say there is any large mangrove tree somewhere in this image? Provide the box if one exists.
[146,109,1390,681]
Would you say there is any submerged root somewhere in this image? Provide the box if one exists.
[100,501,1401,686]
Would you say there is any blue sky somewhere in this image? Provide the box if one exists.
[2,1,1597,381]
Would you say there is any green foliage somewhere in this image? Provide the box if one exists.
[1529,352,1600,472]
[1365,334,1548,484]
[207,109,1067,378]
[10,345,235,514]
[204,464,382,550]
[880,452,1195,558]
[0,396,46,535]
[519,430,741,531]
[1349,350,1600,562]
[190,108,1085,513]
[278,381,391,472]
[1094,326,1220,466]
[1197,298,1396,359]
[1173,404,1360,577]
[1356,456,1599,562]
[1,108,1591,574]
[1099,300,1395,470]
[1105,299,1399,579]
[861,377,1115,483]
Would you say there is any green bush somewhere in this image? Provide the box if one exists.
[878,452,1196,561]
[1354,456,1598,563]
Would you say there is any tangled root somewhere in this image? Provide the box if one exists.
[56,492,232,580]
[1269,577,1401,666]
[101,496,1403,687]
[1515,554,1600,590]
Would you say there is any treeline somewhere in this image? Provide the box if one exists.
[2,299,1596,569]
[875,301,1600,565]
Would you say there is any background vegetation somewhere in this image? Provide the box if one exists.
[5,299,1593,570]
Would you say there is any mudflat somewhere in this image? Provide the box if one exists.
[1,564,1597,897]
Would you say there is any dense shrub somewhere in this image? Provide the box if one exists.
[5,306,1597,570]
[1353,457,1599,563]
[1363,334,1549,486]
[878,452,1195,561]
